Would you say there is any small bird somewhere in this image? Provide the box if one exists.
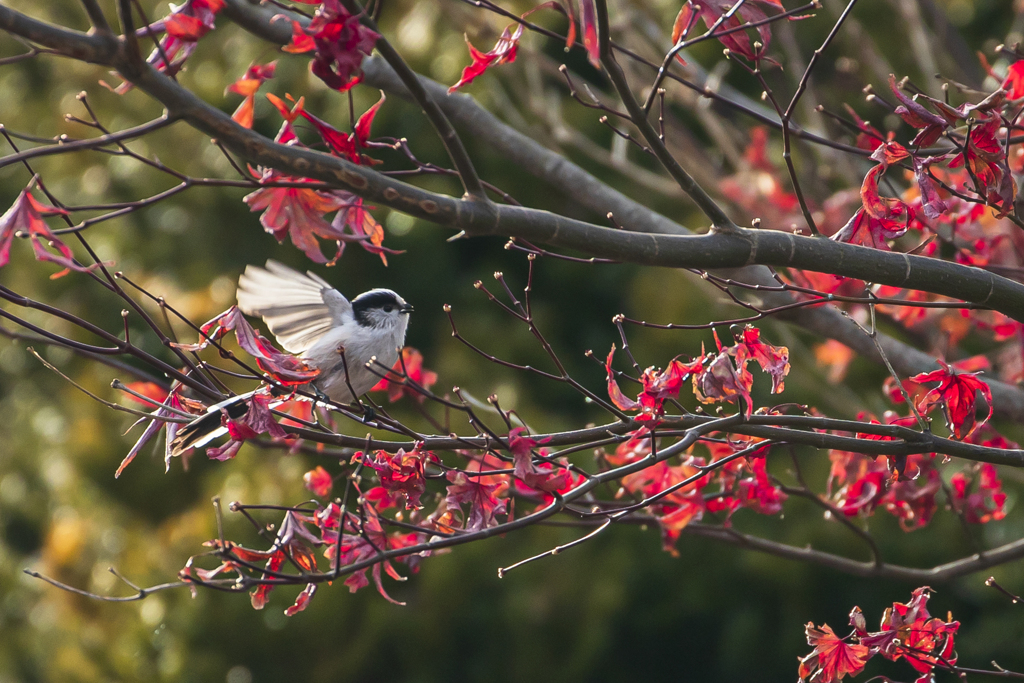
[169,260,412,455]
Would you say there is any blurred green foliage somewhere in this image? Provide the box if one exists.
[0,0,1022,681]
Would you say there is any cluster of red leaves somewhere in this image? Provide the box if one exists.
[280,0,379,91]
[673,0,788,61]
[183,501,424,614]
[828,445,940,531]
[105,0,224,92]
[369,347,439,402]
[606,325,789,422]
[242,93,395,265]
[607,430,786,553]
[0,183,103,278]
[360,448,433,510]
[950,463,1007,524]
[174,305,321,385]
[799,587,959,683]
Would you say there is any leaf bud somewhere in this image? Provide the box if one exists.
[493,271,502,280]
[443,303,451,312]
[473,280,482,289]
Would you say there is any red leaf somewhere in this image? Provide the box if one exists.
[301,0,379,91]
[0,184,104,278]
[448,24,523,93]
[888,75,948,146]
[677,0,787,61]
[370,347,439,402]
[912,360,993,440]
[226,62,276,129]
[948,118,1016,216]
[330,196,394,265]
[798,623,871,683]
[605,345,640,411]
[508,427,568,492]
[323,507,411,604]
[694,351,753,417]
[861,164,911,223]
[284,583,318,616]
[445,471,508,531]
[1002,60,1024,100]
[243,169,353,264]
[303,465,333,497]
[950,463,1006,523]
[106,0,224,92]
[579,0,600,67]
[361,448,430,510]
[730,326,790,394]
[278,17,316,53]
[832,208,907,251]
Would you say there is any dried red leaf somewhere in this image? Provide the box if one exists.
[798,623,870,683]
[888,75,949,147]
[244,169,373,265]
[832,208,907,251]
[912,360,993,440]
[448,24,523,93]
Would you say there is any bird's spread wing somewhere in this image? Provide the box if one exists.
[236,260,351,354]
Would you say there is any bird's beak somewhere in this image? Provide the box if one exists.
[401,303,414,314]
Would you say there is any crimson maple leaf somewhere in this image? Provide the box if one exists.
[798,623,871,682]
[293,0,379,91]
[449,24,523,93]
[948,117,1016,216]
[360,448,430,510]
[321,506,414,604]
[912,360,993,440]
[297,92,385,165]
[445,471,508,531]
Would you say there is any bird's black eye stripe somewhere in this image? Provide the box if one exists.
[352,289,404,326]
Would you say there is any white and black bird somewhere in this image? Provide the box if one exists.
[169,260,412,455]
